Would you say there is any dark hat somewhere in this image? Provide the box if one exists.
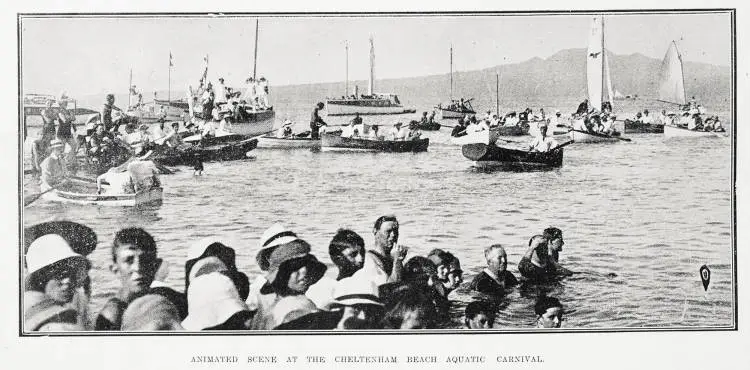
[260,241,326,294]
[24,221,97,256]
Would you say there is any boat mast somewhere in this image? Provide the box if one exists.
[345,40,349,96]
[368,36,375,95]
[496,71,499,115]
[450,44,453,100]
[128,68,133,108]
[253,19,259,80]
[601,15,605,112]
[676,40,687,104]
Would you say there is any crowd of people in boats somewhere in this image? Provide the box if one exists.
[305,103,428,141]
[23,217,571,331]
[437,98,474,112]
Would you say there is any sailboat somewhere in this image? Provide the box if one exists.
[435,45,475,120]
[568,15,624,143]
[325,37,415,116]
[660,41,716,138]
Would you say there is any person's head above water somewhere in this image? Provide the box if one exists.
[373,215,399,256]
[484,244,508,276]
[464,301,497,329]
[535,296,563,328]
[328,228,365,279]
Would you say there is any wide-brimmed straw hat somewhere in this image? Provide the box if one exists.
[256,224,301,271]
[182,272,249,331]
[24,297,79,331]
[25,234,88,277]
[122,294,183,331]
[24,221,97,256]
[330,278,383,307]
[259,241,327,294]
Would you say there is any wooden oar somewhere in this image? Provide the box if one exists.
[237,128,282,144]
[24,183,63,207]
[569,129,631,142]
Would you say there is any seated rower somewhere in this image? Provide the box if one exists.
[505,112,519,126]
[601,115,618,136]
[407,121,422,140]
[528,124,559,152]
[367,125,382,141]
[713,116,725,132]
[451,120,467,137]
[276,119,294,139]
[388,122,405,140]
[419,111,429,125]
[642,109,654,125]
[703,117,715,132]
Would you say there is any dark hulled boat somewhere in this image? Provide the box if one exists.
[320,132,429,153]
[462,143,565,169]
[152,138,258,167]
[623,120,664,133]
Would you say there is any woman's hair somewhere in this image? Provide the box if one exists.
[270,254,317,297]
[381,287,437,329]
[402,256,437,286]
[25,258,89,292]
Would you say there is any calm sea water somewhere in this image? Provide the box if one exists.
[21,93,734,330]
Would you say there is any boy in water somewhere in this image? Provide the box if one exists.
[96,228,162,330]
[464,301,497,329]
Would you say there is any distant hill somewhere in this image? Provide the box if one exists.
[74,48,730,114]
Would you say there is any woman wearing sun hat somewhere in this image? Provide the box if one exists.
[24,234,90,332]
[252,238,327,329]
[182,272,253,330]
[246,223,302,312]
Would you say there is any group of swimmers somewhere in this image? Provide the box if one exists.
[23,216,568,331]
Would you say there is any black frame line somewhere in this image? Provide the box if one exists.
[17,8,737,337]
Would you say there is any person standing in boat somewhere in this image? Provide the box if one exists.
[40,100,58,142]
[101,94,123,133]
[388,122,404,140]
[56,98,78,161]
[257,77,270,109]
[215,77,229,108]
[528,124,559,153]
[39,139,68,190]
[575,99,589,115]
[310,102,327,139]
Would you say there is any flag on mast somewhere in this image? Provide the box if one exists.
[169,52,173,67]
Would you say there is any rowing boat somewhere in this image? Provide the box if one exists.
[256,135,321,149]
[568,128,622,143]
[41,179,162,207]
[663,124,722,138]
[320,132,429,152]
[462,143,565,169]
[152,138,258,166]
[623,120,664,134]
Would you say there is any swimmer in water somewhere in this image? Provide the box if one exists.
[534,296,564,328]
[518,235,556,282]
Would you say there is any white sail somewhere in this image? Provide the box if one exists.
[586,15,604,111]
[657,41,687,105]
[368,36,375,95]
[604,48,614,106]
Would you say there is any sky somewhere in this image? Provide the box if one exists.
[20,12,732,98]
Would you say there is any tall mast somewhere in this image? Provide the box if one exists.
[449,44,453,100]
[601,15,605,110]
[168,52,172,103]
[496,71,499,115]
[368,36,375,95]
[345,40,349,96]
[128,68,133,108]
[253,19,259,80]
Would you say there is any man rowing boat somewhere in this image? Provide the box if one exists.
[528,124,559,152]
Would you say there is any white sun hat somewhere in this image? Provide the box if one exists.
[256,224,301,271]
[181,272,248,331]
[330,277,383,307]
[25,234,87,276]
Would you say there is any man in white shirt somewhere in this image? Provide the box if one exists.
[388,122,404,140]
[256,77,269,108]
[642,109,654,124]
[241,77,256,105]
[215,77,228,106]
[528,125,559,152]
